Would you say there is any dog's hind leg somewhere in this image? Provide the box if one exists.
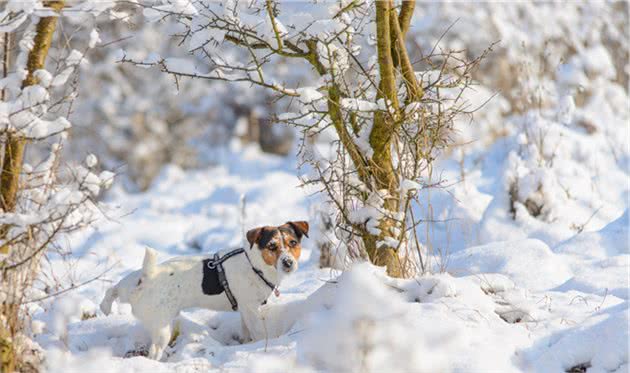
[147,323,172,361]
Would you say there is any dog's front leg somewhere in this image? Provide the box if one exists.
[239,305,268,342]
[147,323,172,361]
[240,313,252,343]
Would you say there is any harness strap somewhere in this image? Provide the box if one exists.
[207,248,245,269]
[243,250,277,292]
[203,248,277,311]
[251,266,277,291]
[213,253,239,311]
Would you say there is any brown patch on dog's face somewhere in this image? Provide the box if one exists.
[247,226,283,267]
[260,242,280,267]
[279,222,308,264]
[245,222,309,270]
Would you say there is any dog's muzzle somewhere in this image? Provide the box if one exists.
[280,256,296,273]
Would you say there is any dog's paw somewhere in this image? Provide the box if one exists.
[231,333,251,345]
[124,346,149,358]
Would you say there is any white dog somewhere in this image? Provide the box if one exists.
[100,221,308,360]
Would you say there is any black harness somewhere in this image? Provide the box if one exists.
[201,248,276,311]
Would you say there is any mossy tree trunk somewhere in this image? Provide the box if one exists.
[314,1,421,278]
[359,0,420,278]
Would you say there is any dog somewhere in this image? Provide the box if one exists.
[100,221,308,360]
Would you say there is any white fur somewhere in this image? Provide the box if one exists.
[100,245,293,360]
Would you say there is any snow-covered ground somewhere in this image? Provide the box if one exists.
[21,2,627,370]
[30,121,628,372]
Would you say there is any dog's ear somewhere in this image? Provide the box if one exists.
[246,227,263,248]
[287,221,309,239]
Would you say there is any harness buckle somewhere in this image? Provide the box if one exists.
[207,253,220,269]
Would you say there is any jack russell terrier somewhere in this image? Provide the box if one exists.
[100,221,308,360]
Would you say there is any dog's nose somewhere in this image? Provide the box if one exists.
[282,257,294,268]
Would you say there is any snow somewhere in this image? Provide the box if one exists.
[340,98,379,112]
[86,154,98,168]
[552,211,629,300]
[50,67,74,87]
[32,136,628,372]
[355,119,374,158]
[524,307,628,372]
[66,50,87,66]
[348,190,386,235]
[400,179,421,192]
[448,239,573,291]
[12,112,72,139]
[89,29,101,49]
[21,84,50,107]
[296,87,323,104]
[582,46,616,80]
[297,263,450,373]
[14,2,628,373]
[34,69,53,88]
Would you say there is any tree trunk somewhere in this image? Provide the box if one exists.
[360,0,405,278]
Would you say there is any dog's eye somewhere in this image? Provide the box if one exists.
[289,240,298,247]
[267,243,277,251]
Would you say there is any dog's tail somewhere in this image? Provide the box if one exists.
[141,247,158,279]
[100,286,118,315]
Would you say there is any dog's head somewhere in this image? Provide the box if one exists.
[246,221,309,274]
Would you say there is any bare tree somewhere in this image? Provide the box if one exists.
[125,0,486,277]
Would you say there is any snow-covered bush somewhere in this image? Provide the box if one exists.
[477,87,628,246]
[411,2,628,116]
[476,25,628,245]
[405,2,628,252]
[0,2,115,370]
